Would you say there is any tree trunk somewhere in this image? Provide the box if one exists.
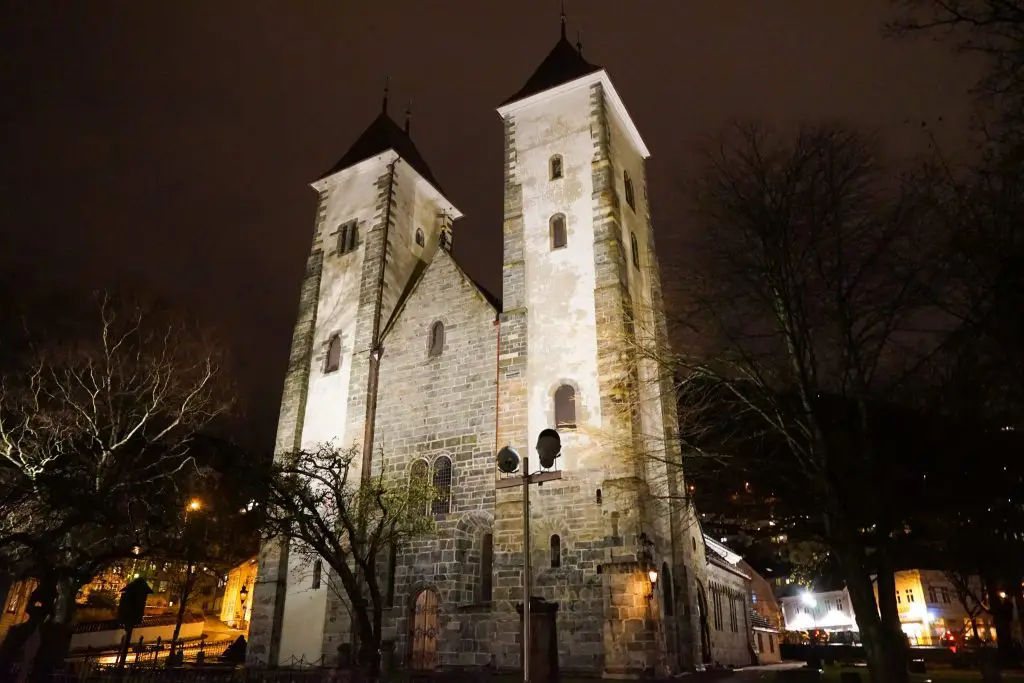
[874,545,909,672]
[984,574,1018,668]
[170,565,197,657]
[28,576,78,683]
[834,538,908,683]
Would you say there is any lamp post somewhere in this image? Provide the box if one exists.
[239,584,249,631]
[496,428,563,683]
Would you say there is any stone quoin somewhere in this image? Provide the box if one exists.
[247,17,754,675]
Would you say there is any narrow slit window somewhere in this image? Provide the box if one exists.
[481,533,493,602]
[428,321,445,358]
[338,221,359,255]
[415,228,425,247]
[549,155,563,180]
[550,214,567,250]
[663,563,674,615]
[550,534,561,568]
[624,171,635,210]
[631,232,641,269]
[595,488,602,505]
[324,334,342,374]
[431,456,452,515]
[554,384,577,429]
[312,559,322,589]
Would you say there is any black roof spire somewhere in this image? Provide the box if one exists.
[576,29,583,55]
[500,14,600,106]
[404,100,412,135]
[560,0,566,39]
[381,76,389,113]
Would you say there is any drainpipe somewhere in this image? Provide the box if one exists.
[361,157,399,480]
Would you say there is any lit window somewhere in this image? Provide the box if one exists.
[631,232,641,269]
[550,534,561,568]
[415,228,425,248]
[554,384,577,428]
[549,155,563,180]
[431,456,452,515]
[905,588,915,603]
[623,171,635,210]
[550,214,567,250]
[428,321,445,358]
[324,334,342,373]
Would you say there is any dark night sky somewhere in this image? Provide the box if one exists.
[0,1,980,450]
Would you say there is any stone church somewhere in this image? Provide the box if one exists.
[248,18,755,675]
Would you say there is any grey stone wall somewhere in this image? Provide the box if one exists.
[371,248,500,667]
[706,564,754,668]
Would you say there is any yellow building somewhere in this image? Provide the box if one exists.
[875,569,996,646]
[219,558,257,632]
[0,579,36,645]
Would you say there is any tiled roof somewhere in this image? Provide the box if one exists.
[318,111,443,193]
[501,35,601,106]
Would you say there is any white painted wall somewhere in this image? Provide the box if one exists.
[70,619,203,651]
[512,81,601,473]
[277,154,391,666]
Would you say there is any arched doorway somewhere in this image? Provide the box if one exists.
[409,589,439,669]
[696,584,712,665]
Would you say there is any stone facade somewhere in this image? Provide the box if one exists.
[250,30,753,676]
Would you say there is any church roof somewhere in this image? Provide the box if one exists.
[500,33,601,106]
[318,111,443,193]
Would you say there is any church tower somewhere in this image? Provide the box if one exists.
[247,92,462,667]
[494,16,704,674]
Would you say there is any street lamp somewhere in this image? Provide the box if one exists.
[187,499,202,512]
[239,584,249,630]
[495,428,563,683]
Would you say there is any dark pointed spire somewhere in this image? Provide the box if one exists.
[404,100,413,135]
[560,0,566,39]
[576,29,583,55]
[381,76,390,113]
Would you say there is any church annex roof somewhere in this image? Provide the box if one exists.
[500,31,601,107]
[317,111,443,193]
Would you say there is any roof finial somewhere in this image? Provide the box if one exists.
[560,0,567,40]
[382,76,390,113]
[404,100,413,135]
[576,29,583,55]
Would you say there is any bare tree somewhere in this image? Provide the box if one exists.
[258,443,434,675]
[0,290,232,679]
[617,122,945,683]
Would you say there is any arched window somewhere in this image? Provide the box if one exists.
[549,154,563,180]
[554,384,577,429]
[550,534,561,568]
[431,456,452,515]
[662,562,674,615]
[481,533,493,601]
[595,488,602,505]
[631,232,641,269]
[428,321,445,358]
[324,334,342,373]
[415,228,425,247]
[550,214,567,250]
[312,559,322,589]
[624,170,635,210]
[410,460,429,515]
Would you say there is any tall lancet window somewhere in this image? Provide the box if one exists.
[415,228,425,248]
[431,456,452,515]
[554,384,577,429]
[428,321,445,358]
[550,534,561,568]
[631,232,641,270]
[549,154,563,180]
[624,171,635,211]
[550,214,567,250]
[324,334,342,374]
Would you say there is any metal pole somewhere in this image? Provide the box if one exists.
[523,455,531,683]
